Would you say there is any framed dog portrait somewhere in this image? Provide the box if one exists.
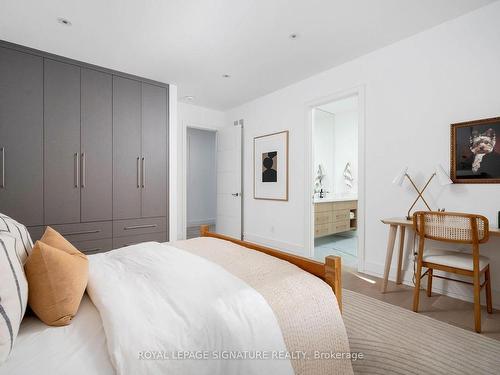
[451,117,500,183]
[254,130,289,200]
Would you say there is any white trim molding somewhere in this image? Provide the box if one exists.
[187,218,216,227]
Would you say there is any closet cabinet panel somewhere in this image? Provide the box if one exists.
[0,47,43,226]
[44,59,81,224]
[81,68,113,222]
[141,83,167,218]
[113,76,142,219]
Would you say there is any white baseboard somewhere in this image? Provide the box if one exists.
[363,260,500,310]
[243,233,305,256]
[187,218,215,227]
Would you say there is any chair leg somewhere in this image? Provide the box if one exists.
[473,271,482,333]
[427,268,433,297]
[413,263,423,312]
[485,266,493,314]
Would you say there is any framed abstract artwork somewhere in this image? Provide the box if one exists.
[451,116,500,183]
[253,130,289,200]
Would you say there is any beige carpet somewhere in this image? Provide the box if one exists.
[343,289,500,375]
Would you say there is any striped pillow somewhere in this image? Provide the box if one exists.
[0,234,28,363]
[0,214,33,265]
[0,214,32,363]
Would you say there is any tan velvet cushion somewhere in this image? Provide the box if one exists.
[40,226,81,255]
[24,227,88,326]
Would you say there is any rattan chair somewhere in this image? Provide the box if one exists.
[412,211,493,333]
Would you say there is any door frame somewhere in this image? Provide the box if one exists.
[181,122,218,239]
[304,85,366,272]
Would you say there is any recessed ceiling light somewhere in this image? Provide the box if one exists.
[289,33,298,39]
[57,17,72,26]
[183,96,194,101]
[222,74,231,78]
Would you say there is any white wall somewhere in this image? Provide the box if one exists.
[313,109,335,194]
[186,128,217,226]
[177,102,227,239]
[332,111,358,195]
[226,2,500,306]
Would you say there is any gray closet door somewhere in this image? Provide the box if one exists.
[0,47,43,225]
[113,76,142,219]
[141,83,167,218]
[81,68,112,222]
[44,59,81,224]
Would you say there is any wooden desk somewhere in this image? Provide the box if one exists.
[380,217,500,293]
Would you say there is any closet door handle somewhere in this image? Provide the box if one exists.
[124,224,157,230]
[74,152,80,188]
[0,147,5,189]
[84,248,102,253]
[136,157,140,188]
[61,229,101,236]
[141,157,145,188]
[81,153,86,188]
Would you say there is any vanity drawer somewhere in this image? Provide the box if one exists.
[73,238,113,255]
[333,209,350,223]
[332,200,357,210]
[315,211,333,225]
[314,224,330,238]
[113,217,166,238]
[28,221,112,242]
[330,222,350,234]
[113,232,167,249]
[315,202,334,212]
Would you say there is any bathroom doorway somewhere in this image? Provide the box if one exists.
[310,94,361,268]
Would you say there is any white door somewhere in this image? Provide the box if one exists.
[216,124,242,238]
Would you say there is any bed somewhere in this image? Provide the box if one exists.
[1,226,353,375]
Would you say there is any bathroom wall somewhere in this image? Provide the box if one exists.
[332,110,358,195]
[313,108,358,196]
[313,109,335,194]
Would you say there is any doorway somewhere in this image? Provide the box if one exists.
[184,124,243,240]
[309,93,362,269]
[186,127,217,239]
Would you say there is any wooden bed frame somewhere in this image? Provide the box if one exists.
[200,225,343,311]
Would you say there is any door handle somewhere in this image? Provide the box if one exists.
[141,157,145,188]
[74,152,79,188]
[81,153,86,188]
[231,193,240,197]
[0,147,5,189]
[136,157,140,188]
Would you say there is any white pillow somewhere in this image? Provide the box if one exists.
[0,213,32,363]
[0,234,29,363]
[0,214,33,265]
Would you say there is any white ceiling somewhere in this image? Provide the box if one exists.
[0,0,494,110]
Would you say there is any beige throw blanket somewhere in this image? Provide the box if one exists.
[173,237,353,375]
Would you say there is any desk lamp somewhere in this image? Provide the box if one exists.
[393,165,452,220]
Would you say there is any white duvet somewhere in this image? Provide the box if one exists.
[86,242,294,375]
